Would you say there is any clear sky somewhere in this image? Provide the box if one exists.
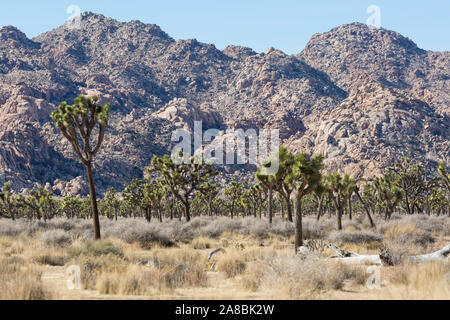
[1,0,449,54]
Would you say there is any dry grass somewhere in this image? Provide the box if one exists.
[0,257,52,300]
[217,250,247,278]
[0,215,448,300]
[191,237,212,249]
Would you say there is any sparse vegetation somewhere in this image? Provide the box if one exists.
[0,139,449,300]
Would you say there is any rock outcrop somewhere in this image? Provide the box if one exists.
[0,13,448,192]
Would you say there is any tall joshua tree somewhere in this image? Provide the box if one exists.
[291,152,323,253]
[51,95,110,239]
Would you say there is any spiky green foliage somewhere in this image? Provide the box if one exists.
[325,173,356,230]
[388,157,425,215]
[199,180,219,217]
[373,174,403,220]
[148,150,217,222]
[0,182,15,220]
[51,95,110,239]
[224,180,246,218]
[50,95,110,165]
[290,152,324,252]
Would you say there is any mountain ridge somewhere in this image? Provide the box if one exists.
[0,12,448,194]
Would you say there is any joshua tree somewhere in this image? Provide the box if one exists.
[0,182,15,220]
[148,150,217,222]
[272,146,295,222]
[256,157,279,224]
[437,162,450,216]
[291,152,323,252]
[104,187,120,220]
[314,181,326,221]
[199,180,219,216]
[60,196,83,219]
[247,184,264,218]
[144,179,164,222]
[123,179,145,220]
[388,157,424,215]
[224,180,245,219]
[25,186,55,221]
[355,185,376,228]
[51,95,110,239]
[373,174,403,220]
[325,173,345,230]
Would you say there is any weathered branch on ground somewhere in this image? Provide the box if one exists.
[324,243,450,266]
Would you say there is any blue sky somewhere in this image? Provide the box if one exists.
[1,1,449,53]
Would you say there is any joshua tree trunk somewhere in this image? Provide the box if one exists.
[404,182,412,215]
[268,187,273,224]
[144,207,151,222]
[337,207,343,230]
[316,196,324,221]
[184,201,191,222]
[348,197,352,220]
[86,162,101,240]
[355,188,375,228]
[284,196,293,222]
[294,194,303,253]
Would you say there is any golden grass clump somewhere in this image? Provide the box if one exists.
[382,261,450,299]
[191,237,212,249]
[0,257,52,300]
[32,248,68,266]
[217,250,247,278]
[71,253,128,290]
[95,248,209,295]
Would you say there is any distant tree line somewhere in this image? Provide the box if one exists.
[1,95,449,253]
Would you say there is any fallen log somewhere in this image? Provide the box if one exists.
[327,244,382,265]
[327,243,449,266]
[408,243,450,263]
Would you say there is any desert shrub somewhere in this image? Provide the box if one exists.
[32,249,68,266]
[200,217,241,238]
[384,224,435,246]
[103,220,175,248]
[191,237,211,249]
[47,218,76,231]
[261,254,338,298]
[72,254,128,290]
[258,253,372,299]
[147,249,208,288]
[69,240,123,258]
[39,229,72,247]
[85,240,123,257]
[0,220,29,237]
[167,220,196,243]
[241,261,265,291]
[217,252,247,278]
[269,218,295,238]
[187,217,211,229]
[327,230,383,245]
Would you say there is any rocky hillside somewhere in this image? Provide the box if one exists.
[0,13,448,193]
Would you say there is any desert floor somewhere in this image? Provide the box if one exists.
[0,214,449,300]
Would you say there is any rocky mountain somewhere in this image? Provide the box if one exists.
[0,12,448,193]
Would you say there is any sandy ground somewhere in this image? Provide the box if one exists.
[40,265,400,300]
